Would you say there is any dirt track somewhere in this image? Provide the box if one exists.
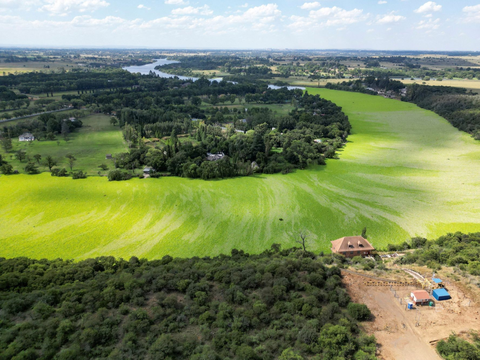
[343,272,480,360]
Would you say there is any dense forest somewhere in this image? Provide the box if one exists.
[0,68,351,179]
[388,232,480,275]
[0,69,139,96]
[0,246,377,360]
[113,90,350,179]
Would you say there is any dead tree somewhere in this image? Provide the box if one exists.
[296,230,308,252]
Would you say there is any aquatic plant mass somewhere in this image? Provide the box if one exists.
[1,89,479,260]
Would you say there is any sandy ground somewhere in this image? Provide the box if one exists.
[343,272,480,360]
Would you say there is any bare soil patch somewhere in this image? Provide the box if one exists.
[343,271,480,360]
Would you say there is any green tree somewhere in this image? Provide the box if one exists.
[61,121,70,141]
[361,227,367,239]
[191,96,202,106]
[279,348,304,360]
[1,136,13,152]
[110,117,118,126]
[66,154,76,171]
[44,156,57,172]
[33,154,42,165]
[25,162,39,174]
[0,163,13,174]
[347,303,372,321]
[15,150,27,162]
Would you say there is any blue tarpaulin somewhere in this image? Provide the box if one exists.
[432,278,442,284]
[432,288,451,301]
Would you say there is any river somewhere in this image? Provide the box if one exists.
[123,59,305,90]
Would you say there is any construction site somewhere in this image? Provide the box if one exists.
[342,265,480,360]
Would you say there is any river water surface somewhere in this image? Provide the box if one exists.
[123,59,305,90]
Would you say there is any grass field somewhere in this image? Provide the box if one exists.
[0,114,126,175]
[0,61,76,76]
[1,89,480,260]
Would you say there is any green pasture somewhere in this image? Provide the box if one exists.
[1,114,126,175]
[1,89,480,260]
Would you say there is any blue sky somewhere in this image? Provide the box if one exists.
[0,0,479,50]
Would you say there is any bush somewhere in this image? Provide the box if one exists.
[108,170,132,181]
[71,170,87,179]
[0,163,13,175]
[51,168,68,177]
[347,303,372,321]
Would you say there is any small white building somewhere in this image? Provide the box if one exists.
[206,152,225,161]
[411,290,430,305]
[19,133,34,142]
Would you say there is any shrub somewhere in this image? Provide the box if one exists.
[51,168,68,177]
[108,170,132,181]
[347,303,372,321]
[72,170,87,179]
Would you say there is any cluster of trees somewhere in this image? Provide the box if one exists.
[0,153,14,174]
[389,232,480,275]
[1,112,84,141]
[349,65,479,81]
[325,77,405,95]
[0,245,376,359]
[113,92,350,179]
[0,69,138,96]
[403,84,480,139]
[0,86,27,102]
[437,332,480,360]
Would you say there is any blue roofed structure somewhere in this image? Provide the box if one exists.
[432,288,451,301]
[432,278,443,284]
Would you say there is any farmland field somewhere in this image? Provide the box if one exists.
[1,89,480,260]
[0,114,126,175]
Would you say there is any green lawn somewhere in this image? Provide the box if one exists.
[1,89,480,260]
[1,114,126,175]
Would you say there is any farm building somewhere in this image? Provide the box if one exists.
[411,290,430,305]
[206,152,225,161]
[330,236,375,258]
[432,288,451,301]
[106,154,113,160]
[19,133,34,142]
[143,167,155,174]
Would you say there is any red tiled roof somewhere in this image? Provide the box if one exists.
[331,236,375,253]
[412,290,430,300]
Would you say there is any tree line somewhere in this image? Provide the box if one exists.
[0,245,376,360]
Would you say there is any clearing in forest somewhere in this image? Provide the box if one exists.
[1,89,480,259]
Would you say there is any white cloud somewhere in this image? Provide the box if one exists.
[289,6,367,31]
[138,4,150,10]
[139,3,281,33]
[0,0,39,11]
[377,13,406,24]
[378,1,387,4]
[300,2,321,10]
[240,3,248,8]
[41,0,109,16]
[164,0,188,4]
[172,5,212,15]
[414,2,441,14]
[0,14,23,22]
[417,17,440,30]
[463,4,480,23]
